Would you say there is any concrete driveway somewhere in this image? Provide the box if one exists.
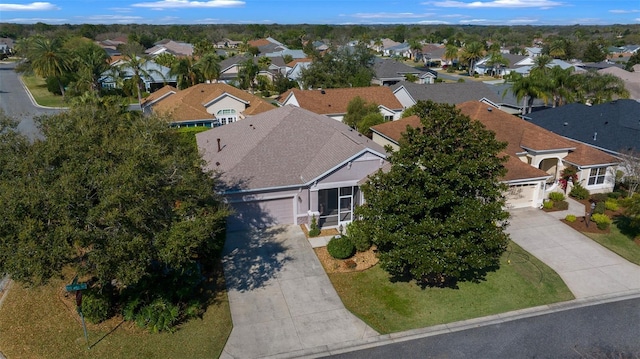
[220,225,377,359]
[507,208,640,299]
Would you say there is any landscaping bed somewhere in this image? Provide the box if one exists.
[314,246,379,273]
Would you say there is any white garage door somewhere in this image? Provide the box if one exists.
[506,184,537,209]
[227,197,294,232]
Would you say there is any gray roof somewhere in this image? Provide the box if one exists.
[525,99,640,155]
[373,58,425,79]
[392,81,503,105]
[196,106,386,191]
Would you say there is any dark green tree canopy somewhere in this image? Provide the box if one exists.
[342,96,384,137]
[299,43,375,89]
[352,101,510,286]
[0,102,229,330]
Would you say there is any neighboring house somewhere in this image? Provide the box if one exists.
[525,47,543,58]
[383,42,412,59]
[286,58,312,83]
[218,55,249,83]
[371,58,437,86]
[524,99,640,156]
[278,87,404,122]
[420,43,446,66]
[140,83,276,128]
[391,81,526,113]
[511,58,584,77]
[0,38,15,56]
[597,66,640,100]
[215,38,242,49]
[99,58,177,93]
[369,38,401,54]
[371,101,618,208]
[312,40,329,52]
[196,105,388,231]
[248,37,286,55]
[473,53,527,77]
[145,39,194,57]
[264,49,306,59]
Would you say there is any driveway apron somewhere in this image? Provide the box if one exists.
[220,225,377,359]
[507,208,640,299]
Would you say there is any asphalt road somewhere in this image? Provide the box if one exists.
[326,297,640,359]
[0,61,63,138]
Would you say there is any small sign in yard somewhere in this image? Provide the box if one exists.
[65,283,87,292]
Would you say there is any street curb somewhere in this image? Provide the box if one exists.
[281,290,640,358]
[13,65,67,110]
[0,278,13,311]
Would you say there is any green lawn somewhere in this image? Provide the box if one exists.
[20,74,67,108]
[0,272,232,359]
[585,220,640,265]
[327,241,574,334]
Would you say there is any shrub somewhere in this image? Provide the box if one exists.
[591,193,609,202]
[327,235,355,259]
[593,201,606,215]
[81,289,112,324]
[549,192,565,202]
[554,201,569,210]
[308,215,320,237]
[591,213,611,230]
[565,214,577,222]
[569,183,590,200]
[605,199,619,211]
[134,298,180,333]
[346,220,372,252]
[542,200,554,209]
[608,191,622,199]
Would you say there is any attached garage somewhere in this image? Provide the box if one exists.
[505,183,540,209]
[227,197,294,232]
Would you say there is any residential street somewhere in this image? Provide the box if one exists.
[324,296,640,359]
[0,61,62,137]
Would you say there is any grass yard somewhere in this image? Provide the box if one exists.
[327,241,574,334]
[20,75,67,108]
[0,272,232,359]
[585,221,640,266]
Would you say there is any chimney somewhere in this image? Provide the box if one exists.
[217,138,222,152]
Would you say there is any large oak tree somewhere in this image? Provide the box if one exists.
[351,101,510,286]
[0,101,229,330]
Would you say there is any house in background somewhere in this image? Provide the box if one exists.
[597,66,640,100]
[278,87,404,122]
[371,101,618,208]
[99,58,177,93]
[145,39,194,57]
[524,99,640,156]
[140,83,276,128]
[196,105,388,231]
[371,58,437,86]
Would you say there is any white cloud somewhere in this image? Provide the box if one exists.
[417,20,451,24]
[132,0,244,9]
[459,18,500,23]
[440,13,470,18]
[83,14,144,23]
[0,2,59,11]
[428,0,562,9]
[350,12,435,19]
[2,17,67,23]
[508,18,539,24]
[609,9,640,14]
[635,18,640,22]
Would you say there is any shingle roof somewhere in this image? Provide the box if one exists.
[279,87,403,115]
[373,58,425,79]
[525,100,640,154]
[392,81,503,105]
[597,67,640,100]
[370,101,617,181]
[196,106,387,190]
[148,83,276,122]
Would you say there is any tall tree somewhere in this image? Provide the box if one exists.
[583,41,607,62]
[170,56,200,89]
[118,51,161,104]
[443,44,459,66]
[26,36,72,98]
[237,58,259,92]
[343,96,383,137]
[300,44,374,89]
[196,53,221,83]
[485,51,509,77]
[351,100,509,285]
[69,41,110,95]
[460,41,485,76]
[0,100,229,330]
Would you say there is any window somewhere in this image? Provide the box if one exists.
[588,167,606,185]
[384,115,394,121]
[216,109,237,125]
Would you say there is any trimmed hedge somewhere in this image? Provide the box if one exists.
[605,199,619,211]
[549,192,565,202]
[569,183,590,200]
[591,213,611,230]
[565,214,577,222]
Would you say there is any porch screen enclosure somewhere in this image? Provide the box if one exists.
[318,186,358,227]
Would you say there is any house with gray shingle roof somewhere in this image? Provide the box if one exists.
[372,58,437,86]
[196,105,388,231]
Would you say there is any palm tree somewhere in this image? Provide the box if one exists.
[71,42,110,95]
[237,58,259,93]
[443,44,459,67]
[28,37,72,98]
[531,55,553,76]
[170,56,200,89]
[460,41,484,76]
[574,72,629,105]
[548,39,566,59]
[548,66,575,107]
[373,38,383,54]
[485,52,509,78]
[506,72,548,114]
[118,52,162,104]
[257,56,272,70]
[195,53,220,83]
[409,39,422,62]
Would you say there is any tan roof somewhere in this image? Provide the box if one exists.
[248,38,271,47]
[141,85,177,107]
[279,87,403,115]
[286,58,312,67]
[196,105,387,190]
[369,101,616,181]
[148,83,276,122]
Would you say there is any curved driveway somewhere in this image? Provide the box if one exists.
[0,61,63,137]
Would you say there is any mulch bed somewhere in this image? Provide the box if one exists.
[313,246,379,273]
[560,216,610,234]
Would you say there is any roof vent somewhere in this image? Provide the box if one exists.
[321,90,326,94]
[217,138,222,152]
[604,121,608,125]
[563,122,568,126]
[487,107,492,112]
[593,132,597,141]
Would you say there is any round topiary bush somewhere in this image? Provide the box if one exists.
[327,235,355,259]
[565,214,577,222]
[591,213,611,230]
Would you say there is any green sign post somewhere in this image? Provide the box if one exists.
[65,276,89,349]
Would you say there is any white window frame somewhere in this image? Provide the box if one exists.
[588,167,606,186]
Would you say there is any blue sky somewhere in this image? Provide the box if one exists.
[0,0,639,25]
